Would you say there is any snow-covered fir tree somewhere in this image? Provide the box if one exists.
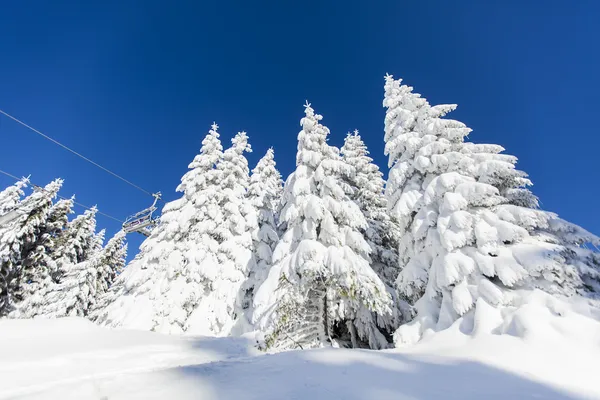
[33,197,76,289]
[15,195,75,313]
[341,131,401,285]
[243,148,283,314]
[195,130,257,334]
[341,131,407,339]
[253,102,392,350]
[0,177,29,216]
[17,256,100,318]
[0,179,63,316]
[383,74,600,346]
[53,206,100,283]
[93,229,106,256]
[94,123,252,335]
[46,197,75,239]
[96,230,127,295]
[18,229,127,319]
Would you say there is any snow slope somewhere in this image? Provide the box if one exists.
[1,306,599,400]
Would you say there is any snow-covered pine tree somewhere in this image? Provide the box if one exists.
[93,229,106,255]
[7,195,75,319]
[341,131,401,285]
[0,179,63,316]
[243,148,283,315]
[46,197,75,238]
[18,195,76,306]
[253,102,392,350]
[185,131,256,334]
[93,124,232,335]
[383,74,600,346]
[340,131,406,340]
[53,206,100,283]
[97,230,127,294]
[35,197,75,285]
[0,177,29,216]
[16,256,100,318]
[18,229,127,319]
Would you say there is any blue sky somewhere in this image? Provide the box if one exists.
[0,0,598,256]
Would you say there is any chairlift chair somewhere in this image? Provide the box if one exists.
[122,192,161,236]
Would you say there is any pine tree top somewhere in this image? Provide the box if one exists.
[177,124,224,195]
[0,177,29,214]
[250,148,282,186]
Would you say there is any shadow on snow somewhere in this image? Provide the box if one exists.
[138,344,582,400]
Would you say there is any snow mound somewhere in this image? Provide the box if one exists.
[396,289,600,348]
[1,315,599,399]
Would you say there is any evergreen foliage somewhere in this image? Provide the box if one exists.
[253,103,392,350]
[383,74,600,346]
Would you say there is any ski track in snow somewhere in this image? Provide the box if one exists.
[1,317,599,400]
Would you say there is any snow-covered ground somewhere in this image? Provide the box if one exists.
[2,293,600,400]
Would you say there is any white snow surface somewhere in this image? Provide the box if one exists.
[2,291,600,400]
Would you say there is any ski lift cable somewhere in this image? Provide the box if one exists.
[0,167,124,224]
[0,109,155,198]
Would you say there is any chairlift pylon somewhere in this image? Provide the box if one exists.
[122,192,162,237]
